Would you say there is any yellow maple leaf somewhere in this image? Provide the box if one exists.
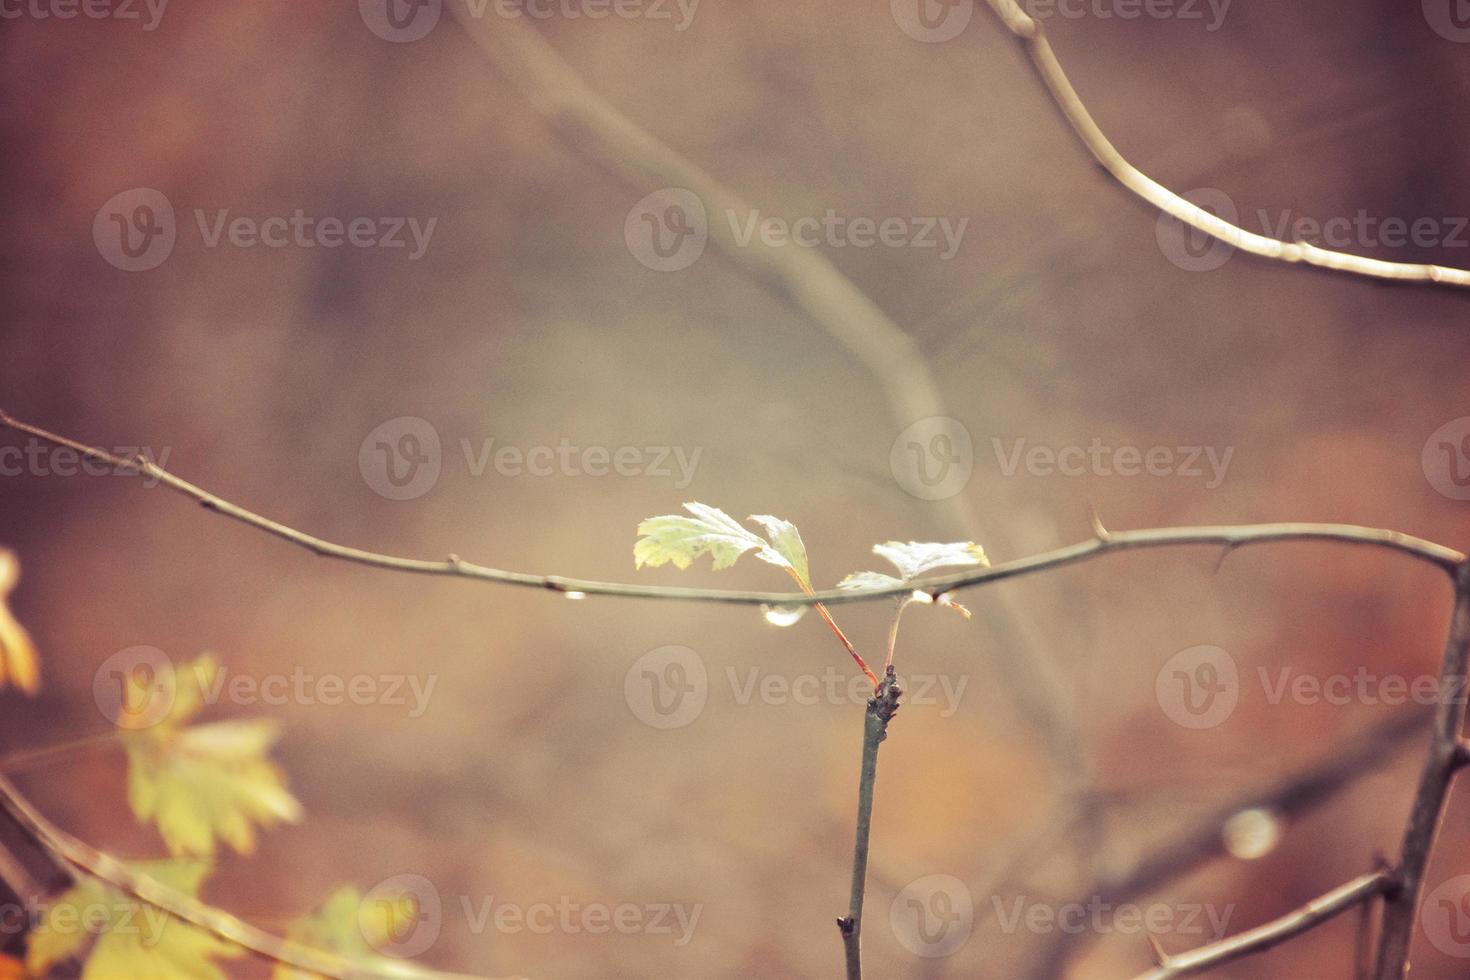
[25,859,242,979]
[0,549,39,695]
[123,654,302,858]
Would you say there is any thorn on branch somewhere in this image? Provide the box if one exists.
[836,915,855,938]
[1145,932,1170,966]
[1088,505,1111,543]
[1212,543,1237,574]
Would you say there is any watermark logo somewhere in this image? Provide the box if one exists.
[1422,874,1470,957]
[1159,190,1470,273]
[358,878,700,951]
[94,188,176,272]
[0,0,169,30]
[1025,0,1230,30]
[725,210,968,259]
[0,440,169,483]
[1155,188,1238,273]
[1155,645,1238,729]
[991,895,1234,940]
[624,651,969,728]
[358,420,703,500]
[359,0,442,41]
[625,188,709,272]
[890,874,973,958]
[359,417,443,501]
[1423,418,1470,501]
[891,417,974,501]
[625,646,707,729]
[991,438,1233,487]
[3,897,171,946]
[1424,0,1470,42]
[890,0,973,42]
[361,874,443,958]
[493,0,700,30]
[93,189,437,270]
[92,646,177,730]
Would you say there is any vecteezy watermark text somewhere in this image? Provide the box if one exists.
[359,417,702,501]
[0,0,168,29]
[358,874,701,959]
[0,440,169,485]
[358,0,699,43]
[624,188,970,271]
[991,437,1233,488]
[92,647,436,728]
[624,647,969,729]
[991,895,1235,940]
[93,188,437,272]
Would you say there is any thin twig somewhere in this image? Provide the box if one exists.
[0,773,477,980]
[1373,562,1470,978]
[1135,870,1392,980]
[1,414,1459,609]
[981,0,1470,288]
[837,667,903,980]
[1009,707,1430,978]
[0,732,123,773]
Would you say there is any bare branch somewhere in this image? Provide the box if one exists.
[837,667,903,980]
[1135,870,1391,980]
[1007,707,1429,978]
[1374,563,1470,978]
[981,0,1470,288]
[1,414,1459,612]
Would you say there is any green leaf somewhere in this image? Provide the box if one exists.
[635,503,768,571]
[635,504,812,587]
[123,654,301,858]
[26,860,241,980]
[838,542,988,617]
[869,541,988,581]
[748,515,811,590]
[835,571,904,593]
[271,886,371,980]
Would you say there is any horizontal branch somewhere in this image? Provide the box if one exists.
[982,0,1470,288]
[1,414,1461,611]
[1134,870,1392,979]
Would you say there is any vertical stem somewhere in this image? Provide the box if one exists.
[1374,562,1470,978]
[837,667,903,980]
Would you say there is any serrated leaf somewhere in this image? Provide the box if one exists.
[123,654,301,858]
[26,859,241,980]
[0,550,39,696]
[870,541,988,581]
[747,515,811,589]
[840,542,987,618]
[835,571,905,593]
[635,503,767,571]
[635,504,811,586]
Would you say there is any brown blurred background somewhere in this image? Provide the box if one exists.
[3,1,1470,977]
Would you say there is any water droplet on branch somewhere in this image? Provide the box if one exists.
[760,604,809,627]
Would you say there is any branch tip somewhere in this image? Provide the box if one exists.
[1144,931,1170,966]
